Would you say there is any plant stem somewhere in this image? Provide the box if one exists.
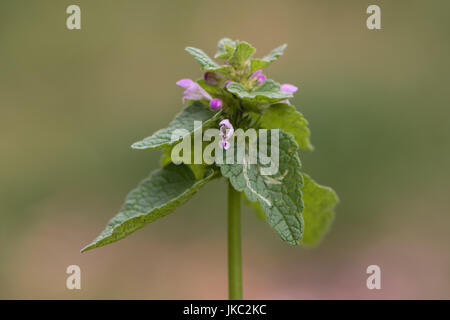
[227,182,242,300]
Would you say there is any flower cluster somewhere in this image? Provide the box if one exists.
[176,48,298,149]
[82,39,338,269]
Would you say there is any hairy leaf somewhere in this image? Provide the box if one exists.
[185,47,231,73]
[219,130,304,245]
[242,193,266,220]
[229,41,256,67]
[250,44,287,73]
[243,173,338,245]
[81,164,215,252]
[227,80,292,104]
[132,102,221,150]
[301,174,338,245]
[215,38,236,59]
[258,103,313,151]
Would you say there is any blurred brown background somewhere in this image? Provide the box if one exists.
[0,0,449,299]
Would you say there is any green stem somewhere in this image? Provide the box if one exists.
[227,182,242,300]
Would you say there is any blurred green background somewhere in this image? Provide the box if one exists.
[1,0,449,299]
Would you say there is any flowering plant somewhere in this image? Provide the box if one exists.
[82,39,338,299]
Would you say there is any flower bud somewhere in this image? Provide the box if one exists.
[209,98,223,110]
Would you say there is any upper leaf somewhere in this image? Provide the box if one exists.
[81,163,216,252]
[300,174,338,245]
[219,130,304,245]
[215,38,236,59]
[250,44,287,73]
[185,47,231,73]
[131,102,222,150]
[258,103,313,151]
[228,41,256,67]
[226,80,292,104]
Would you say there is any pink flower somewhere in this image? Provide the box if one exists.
[219,119,234,150]
[176,79,212,103]
[280,83,298,104]
[280,83,298,93]
[209,98,223,110]
[225,81,233,86]
[249,70,266,84]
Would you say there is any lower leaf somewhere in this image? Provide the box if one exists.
[81,163,215,252]
[300,174,339,245]
[219,130,304,245]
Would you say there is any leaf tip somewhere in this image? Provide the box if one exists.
[80,244,94,253]
[130,142,141,149]
[185,46,196,53]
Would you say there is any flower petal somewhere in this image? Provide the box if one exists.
[176,79,196,88]
[280,84,298,93]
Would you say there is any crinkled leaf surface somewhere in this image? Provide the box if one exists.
[219,130,304,245]
[215,38,236,59]
[229,41,256,67]
[242,193,266,220]
[258,103,313,151]
[301,174,338,245]
[185,47,230,73]
[250,44,287,73]
[243,173,338,245]
[226,80,292,104]
[81,164,215,252]
[132,102,221,150]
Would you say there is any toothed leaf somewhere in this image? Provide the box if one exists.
[81,164,215,252]
[131,102,221,150]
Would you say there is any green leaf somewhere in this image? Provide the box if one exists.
[160,144,208,180]
[81,164,216,252]
[131,102,222,150]
[242,193,266,220]
[226,80,292,104]
[229,41,256,67]
[258,103,313,151]
[250,44,287,73]
[197,79,224,97]
[243,173,338,245]
[185,47,231,73]
[218,130,304,245]
[300,174,338,245]
[215,38,236,59]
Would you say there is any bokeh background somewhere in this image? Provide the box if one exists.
[1,0,449,299]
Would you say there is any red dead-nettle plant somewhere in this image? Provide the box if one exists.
[82,38,339,300]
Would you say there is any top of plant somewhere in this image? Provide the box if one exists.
[81,38,338,253]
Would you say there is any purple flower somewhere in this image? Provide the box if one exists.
[209,98,223,110]
[219,119,234,150]
[225,81,233,86]
[280,83,298,93]
[249,70,267,84]
[176,78,212,103]
[279,83,298,105]
[203,72,217,85]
